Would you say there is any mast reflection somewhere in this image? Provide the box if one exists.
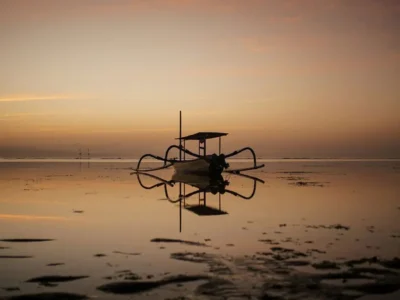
[132,171,264,232]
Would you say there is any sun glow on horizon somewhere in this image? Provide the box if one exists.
[0,0,399,158]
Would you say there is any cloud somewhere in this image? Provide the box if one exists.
[0,94,89,103]
[0,214,68,221]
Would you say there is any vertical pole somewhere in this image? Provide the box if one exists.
[183,140,186,160]
[179,111,182,161]
[179,198,182,233]
[179,182,182,233]
[219,137,221,155]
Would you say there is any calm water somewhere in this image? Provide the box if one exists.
[0,160,399,299]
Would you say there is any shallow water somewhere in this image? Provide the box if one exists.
[0,160,399,299]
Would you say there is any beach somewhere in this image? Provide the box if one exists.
[0,159,399,299]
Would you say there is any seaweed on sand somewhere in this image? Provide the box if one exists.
[113,251,141,256]
[93,253,106,257]
[258,239,280,245]
[46,263,64,266]
[170,252,232,275]
[26,275,89,283]
[0,255,33,259]
[270,247,308,260]
[0,239,54,243]
[312,260,340,270]
[290,181,325,187]
[2,287,20,292]
[305,224,350,231]
[150,238,209,247]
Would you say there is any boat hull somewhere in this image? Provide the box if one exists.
[173,158,211,175]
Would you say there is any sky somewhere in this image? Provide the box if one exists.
[1,0,399,158]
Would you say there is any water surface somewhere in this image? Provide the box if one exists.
[0,160,399,299]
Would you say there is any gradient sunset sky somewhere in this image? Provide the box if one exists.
[1,0,399,158]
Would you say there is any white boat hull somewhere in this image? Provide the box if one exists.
[173,158,210,175]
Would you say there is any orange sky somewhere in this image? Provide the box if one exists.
[1,0,399,158]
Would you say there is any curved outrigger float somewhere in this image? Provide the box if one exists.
[134,112,264,176]
[131,170,264,232]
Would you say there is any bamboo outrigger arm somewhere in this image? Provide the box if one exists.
[135,145,205,172]
[132,171,175,189]
[164,186,206,203]
[163,145,203,166]
[134,153,174,172]
[132,171,263,202]
[224,146,265,174]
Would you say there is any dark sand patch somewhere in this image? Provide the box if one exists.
[107,270,142,281]
[342,256,400,270]
[307,248,327,254]
[5,292,88,299]
[150,238,209,247]
[2,287,20,292]
[312,260,340,270]
[170,252,232,275]
[290,181,326,187]
[306,224,350,230]
[97,274,208,294]
[366,226,375,233]
[270,247,308,260]
[46,263,64,266]
[94,253,106,257]
[113,251,141,256]
[0,239,54,243]
[26,275,89,283]
[380,257,400,269]
[38,282,58,288]
[72,210,84,214]
[0,255,33,259]
[259,239,280,245]
[195,278,249,298]
[277,176,309,181]
[257,252,273,257]
[345,257,379,267]
[350,267,399,276]
[349,280,400,294]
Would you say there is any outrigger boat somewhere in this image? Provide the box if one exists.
[132,171,265,232]
[135,111,264,176]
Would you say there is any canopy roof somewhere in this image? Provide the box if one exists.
[185,205,228,216]
[177,132,228,141]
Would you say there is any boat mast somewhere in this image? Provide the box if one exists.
[179,111,182,161]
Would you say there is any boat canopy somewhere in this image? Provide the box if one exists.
[177,132,228,141]
[185,205,228,216]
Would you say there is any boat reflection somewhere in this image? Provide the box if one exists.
[132,171,264,232]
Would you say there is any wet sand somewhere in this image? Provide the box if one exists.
[0,159,399,299]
